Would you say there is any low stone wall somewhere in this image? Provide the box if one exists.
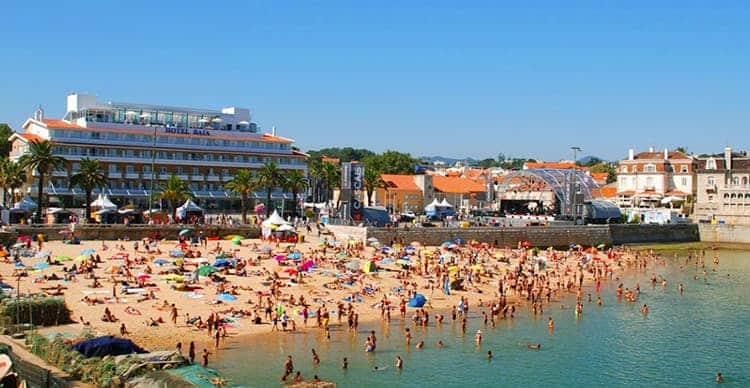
[698,223,750,244]
[609,224,699,245]
[366,224,700,248]
[325,225,367,242]
[11,225,261,242]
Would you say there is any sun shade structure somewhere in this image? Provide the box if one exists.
[496,168,601,217]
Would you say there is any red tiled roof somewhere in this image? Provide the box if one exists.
[19,133,43,142]
[600,185,617,198]
[633,151,691,160]
[591,172,608,182]
[433,176,486,194]
[381,174,420,191]
[42,119,82,129]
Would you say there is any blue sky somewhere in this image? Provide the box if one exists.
[1,1,749,161]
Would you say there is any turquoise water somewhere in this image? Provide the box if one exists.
[214,249,750,387]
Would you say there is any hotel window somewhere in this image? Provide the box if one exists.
[72,163,80,173]
[644,164,656,173]
[108,165,119,173]
[708,176,715,186]
[706,159,716,170]
[192,167,199,176]
[680,165,688,173]
[90,132,100,139]
[125,150,134,158]
[681,177,687,186]
[126,165,135,174]
[160,167,168,175]
[646,177,654,188]
[143,166,151,174]
[176,167,184,175]
[222,169,230,177]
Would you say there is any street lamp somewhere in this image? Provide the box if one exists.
[570,146,582,165]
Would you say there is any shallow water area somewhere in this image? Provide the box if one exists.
[214,248,750,387]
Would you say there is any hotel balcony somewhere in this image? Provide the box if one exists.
[108,172,122,179]
[191,175,205,181]
[206,175,220,182]
[52,170,69,177]
[158,174,171,180]
[125,173,140,179]
[176,174,189,181]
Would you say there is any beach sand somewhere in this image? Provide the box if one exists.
[1,229,624,354]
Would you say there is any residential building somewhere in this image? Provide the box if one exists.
[615,148,695,209]
[9,93,307,211]
[694,147,750,224]
[375,174,423,214]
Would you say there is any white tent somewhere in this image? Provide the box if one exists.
[439,198,453,208]
[90,194,117,210]
[261,210,289,227]
[424,198,440,212]
[176,199,203,220]
[12,195,37,211]
[276,224,295,232]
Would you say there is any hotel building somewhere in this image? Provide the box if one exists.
[9,93,307,212]
[615,148,695,208]
[694,147,750,224]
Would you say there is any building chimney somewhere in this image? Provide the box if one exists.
[34,104,44,121]
[628,149,634,161]
[664,148,668,160]
[271,125,276,137]
[648,146,654,153]
[725,147,732,170]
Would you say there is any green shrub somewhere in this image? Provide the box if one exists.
[0,296,73,327]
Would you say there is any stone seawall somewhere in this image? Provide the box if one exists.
[11,225,261,242]
[366,224,699,248]
[698,224,750,244]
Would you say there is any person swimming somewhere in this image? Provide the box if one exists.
[526,343,541,350]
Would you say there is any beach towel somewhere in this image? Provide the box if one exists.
[125,307,141,315]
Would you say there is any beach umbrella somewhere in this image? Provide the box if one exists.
[11,243,24,249]
[379,246,392,253]
[300,260,315,271]
[14,262,24,268]
[448,244,459,250]
[105,266,119,274]
[287,252,302,260]
[198,265,218,276]
[454,238,466,245]
[17,236,30,242]
[217,293,237,302]
[213,258,231,268]
[179,228,191,237]
[55,255,73,262]
[282,268,298,275]
[170,249,184,257]
[397,258,411,266]
[224,234,242,241]
[366,237,379,243]
[404,246,416,253]
[80,247,96,255]
[274,255,287,262]
[153,258,170,265]
[75,255,91,262]
[136,274,151,281]
[441,241,452,247]
[34,249,52,259]
[597,244,606,249]
[33,262,50,270]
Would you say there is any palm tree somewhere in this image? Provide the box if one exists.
[69,158,108,221]
[307,160,324,202]
[255,162,285,217]
[3,160,25,207]
[0,158,9,208]
[159,175,193,222]
[19,140,66,223]
[364,167,387,206]
[284,170,309,218]
[320,162,341,203]
[225,169,256,224]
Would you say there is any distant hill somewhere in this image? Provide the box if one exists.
[419,155,478,166]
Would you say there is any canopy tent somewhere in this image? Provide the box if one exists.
[90,194,117,210]
[276,224,295,232]
[12,195,37,212]
[439,198,453,208]
[261,210,289,227]
[176,199,204,220]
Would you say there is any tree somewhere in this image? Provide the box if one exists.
[319,162,341,203]
[363,166,387,206]
[224,169,256,224]
[159,175,193,222]
[591,162,617,184]
[0,124,14,157]
[19,140,66,223]
[283,170,309,218]
[69,158,108,221]
[378,150,415,174]
[4,160,26,207]
[256,162,285,217]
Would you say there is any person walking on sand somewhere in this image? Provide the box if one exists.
[171,304,178,325]
[202,348,210,367]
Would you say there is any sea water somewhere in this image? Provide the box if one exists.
[213,249,750,387]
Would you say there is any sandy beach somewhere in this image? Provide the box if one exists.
[1,228,634,356]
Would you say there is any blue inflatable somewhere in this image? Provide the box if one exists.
[408,293,427,308]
